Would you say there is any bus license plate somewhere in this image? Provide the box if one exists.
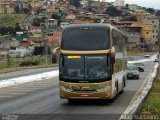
[81,94,89,97]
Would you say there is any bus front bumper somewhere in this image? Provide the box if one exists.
[60,89,112,99]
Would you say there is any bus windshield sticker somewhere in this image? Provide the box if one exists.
[86,56,103,59]
[67,56,81,59]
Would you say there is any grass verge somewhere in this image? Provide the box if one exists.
[0,55,58,73]
[0,14,27,27]
[127,52,144,56]
[139,75,160,115]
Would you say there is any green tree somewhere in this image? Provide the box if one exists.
[36,7,46,14]
[14,5,20,13]
[146,8,155,14]
[156,10,160,16]
[106,6,122,16]
[51,13,61,26]
[51,13,61,20]
[68,0,81,7]
[28,4,32,11]
[6,54,11,67]
[15,22,21,32]
[22,8,30,14]
[32,18,41,27]
[41,17,47,22]
[0,27,8,35]
[7,26,15,34]
[125,4,129,8]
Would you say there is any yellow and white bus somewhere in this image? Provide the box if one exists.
[53,24,127,102]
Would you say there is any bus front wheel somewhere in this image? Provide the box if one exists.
[68,99,76,104]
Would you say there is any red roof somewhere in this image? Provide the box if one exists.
[45,32,62,43]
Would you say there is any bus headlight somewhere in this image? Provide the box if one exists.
[60,86,73,92]
[97,85,111,92]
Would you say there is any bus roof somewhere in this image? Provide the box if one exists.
[63,23,126,36]
[63,23,111,30]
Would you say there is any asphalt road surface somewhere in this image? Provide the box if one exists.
[0,61,156,120]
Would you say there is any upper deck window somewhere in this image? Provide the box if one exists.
[61,27,110,50]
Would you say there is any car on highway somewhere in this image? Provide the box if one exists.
[154,58,159,62]
[127,65,140,79]
[134,63,144,72]
[144,53,150,57]
[154,54,159,62]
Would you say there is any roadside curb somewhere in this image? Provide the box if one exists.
[119,63,159,120]
[0,69,59,89]
[0,64,58,74]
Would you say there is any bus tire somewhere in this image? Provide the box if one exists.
[116,82,119,94]
[108,98,115,103]
[123,77,126,87]
[120,81,124,94]
[68,99,76,104]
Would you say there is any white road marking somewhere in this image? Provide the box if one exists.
[0,95,13,98]
[13,87,43,90]
[0,70,59,88]
[0,89,37,92]
[0,92,24,95]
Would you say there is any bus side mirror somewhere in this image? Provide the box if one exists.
[52,47,60,64]
[111,47,115,63]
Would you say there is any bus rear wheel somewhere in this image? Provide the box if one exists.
[108,97,115,103]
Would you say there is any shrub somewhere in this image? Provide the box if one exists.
[19,59,40,66]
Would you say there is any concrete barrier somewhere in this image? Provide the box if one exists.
[120,63,159,120]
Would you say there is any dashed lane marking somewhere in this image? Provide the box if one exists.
[0,95,13,98]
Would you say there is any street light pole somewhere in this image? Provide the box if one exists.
[158,30,160,75]
[43,19,49,66]
[44,36,48,66]
[46,40,48,66]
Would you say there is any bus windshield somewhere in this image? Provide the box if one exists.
[60,54,111,83]
[61,28,110,50]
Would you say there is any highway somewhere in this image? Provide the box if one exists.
[0,60,157,120]
[0,56,145,81]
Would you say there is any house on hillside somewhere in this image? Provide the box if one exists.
[44,31,62,52]
[0,0,14,14]
[0,35,10,49]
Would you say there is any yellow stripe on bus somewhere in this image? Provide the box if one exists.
[67,56,81,59]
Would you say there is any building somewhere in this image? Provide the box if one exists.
[0,35,10,49]
[114,19,153,52]
[132,10,150,17]
[30,0,40,9]
[142,15,159,45]
[128,4,138,11]
[114,0,124,7]
[0,0,14,14]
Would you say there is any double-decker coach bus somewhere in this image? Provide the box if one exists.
[52,24,127,102]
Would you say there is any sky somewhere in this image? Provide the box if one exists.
[103,0,160,9]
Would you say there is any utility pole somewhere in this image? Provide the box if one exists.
[45,38,48,66]
[44,19,50,66]
[2,0,4,20]
[42,34,48,66]
[158,29,160,75]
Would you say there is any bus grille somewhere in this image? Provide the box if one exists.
[73,90,97,93]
